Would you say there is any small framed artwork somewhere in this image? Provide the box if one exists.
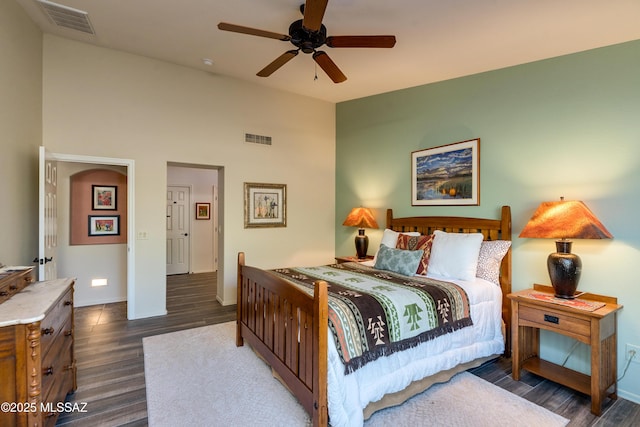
[244,182,287,228]
[88,215,120,236]
[92,185,117,210]
[411,138,480,206]
[196,202,211,220]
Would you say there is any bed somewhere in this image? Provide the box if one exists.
[236,206,512,427]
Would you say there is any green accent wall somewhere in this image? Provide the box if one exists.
[336,39,640,402]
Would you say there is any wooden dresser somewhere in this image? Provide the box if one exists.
[0,267,35,305]
[0,277,77,427]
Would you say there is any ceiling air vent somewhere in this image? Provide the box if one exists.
[245,133,272,146]
[37,0,95,35]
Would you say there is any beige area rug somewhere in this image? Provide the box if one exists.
[143,322,569,427]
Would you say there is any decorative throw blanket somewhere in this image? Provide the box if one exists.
[271,262,472,374]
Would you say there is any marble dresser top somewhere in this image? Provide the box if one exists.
[0,278,74,327]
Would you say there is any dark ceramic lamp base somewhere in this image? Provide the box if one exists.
[548,240,582,299]
[354,229,369,259]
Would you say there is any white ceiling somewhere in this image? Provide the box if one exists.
[15,0,640,103]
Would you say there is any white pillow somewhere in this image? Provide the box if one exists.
[373,229,421,263]
[427,230,484,281]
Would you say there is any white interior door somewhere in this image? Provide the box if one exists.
[38,146,58,280]
[166,186,190,275]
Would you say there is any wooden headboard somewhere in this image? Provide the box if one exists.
[386,206,512,356]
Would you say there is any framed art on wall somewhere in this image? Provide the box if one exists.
[411,138,480,206]
[89,215,120,236]
[196,202,210,220]
[92,185,117,210]
[244,182,287,228]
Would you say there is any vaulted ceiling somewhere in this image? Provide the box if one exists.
[15,0,640,103]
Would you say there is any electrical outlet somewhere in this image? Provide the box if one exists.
[626,344,640,363]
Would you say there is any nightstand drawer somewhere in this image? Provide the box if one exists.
[519,304,591,338]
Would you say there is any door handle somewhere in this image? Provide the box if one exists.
[183,233,188,237]
[33,257,53,265]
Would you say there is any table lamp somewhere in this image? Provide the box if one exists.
[519,197,612,299]
[342,207,379,259]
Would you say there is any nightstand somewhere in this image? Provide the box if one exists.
[335,255,374,264]
[508,284,623,415]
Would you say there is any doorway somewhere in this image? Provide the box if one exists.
[39,148,136,318]
[166,163,221,287]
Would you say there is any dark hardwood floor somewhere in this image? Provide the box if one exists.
[468,356,640,426]
[56,272,235,426]
[57,272,638,426]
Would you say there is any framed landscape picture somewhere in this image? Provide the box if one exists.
[195,202,210,220]
[92,185,117,210]
[89,215,120,236]
[244,182,287,228]
[411,138,480,206]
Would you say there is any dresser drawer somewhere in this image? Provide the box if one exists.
[41,317,74,406]
[0,269,34,304]
[519,304,591,339]
[41,337,75,427]
[40,288,73,353]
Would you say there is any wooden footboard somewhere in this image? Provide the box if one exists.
[237,252,328,427]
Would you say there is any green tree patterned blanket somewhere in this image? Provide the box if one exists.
[271,262,472,374]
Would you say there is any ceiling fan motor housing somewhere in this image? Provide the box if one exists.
[289,19,327,53]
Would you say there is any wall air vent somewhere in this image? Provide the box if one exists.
[245,133,272,146]
[37,0,95,35]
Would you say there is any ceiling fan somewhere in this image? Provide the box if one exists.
[218,0,396,83]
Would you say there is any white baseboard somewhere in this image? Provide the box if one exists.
[75,296,127,308]
[618,389,640,405]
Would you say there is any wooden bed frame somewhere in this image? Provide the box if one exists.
[236,206,512,427]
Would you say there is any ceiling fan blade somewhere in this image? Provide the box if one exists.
[326,35,396,48]
[257,50,299,77]
[302,0,329,32]
[218,22,291,41]
[312,51,347,83]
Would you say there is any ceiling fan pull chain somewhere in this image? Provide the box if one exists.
[314,62,318,81]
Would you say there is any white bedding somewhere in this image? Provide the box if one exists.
[326,268,504,427]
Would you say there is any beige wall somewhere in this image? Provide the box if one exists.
[41,35,336,318]
[0,0,43,266]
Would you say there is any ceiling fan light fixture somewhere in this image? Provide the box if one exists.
[218,0,396,82]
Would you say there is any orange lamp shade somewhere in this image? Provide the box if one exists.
[342,207,379,229]
[519,200,612,240]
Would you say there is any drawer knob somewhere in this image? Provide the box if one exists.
[65,329,73,337]
[64,300,72,306]
[0,291,7,297]
[9,285,17,290]
[43,366,54,376]
[544,314,559,324]
[41,327,55,335]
